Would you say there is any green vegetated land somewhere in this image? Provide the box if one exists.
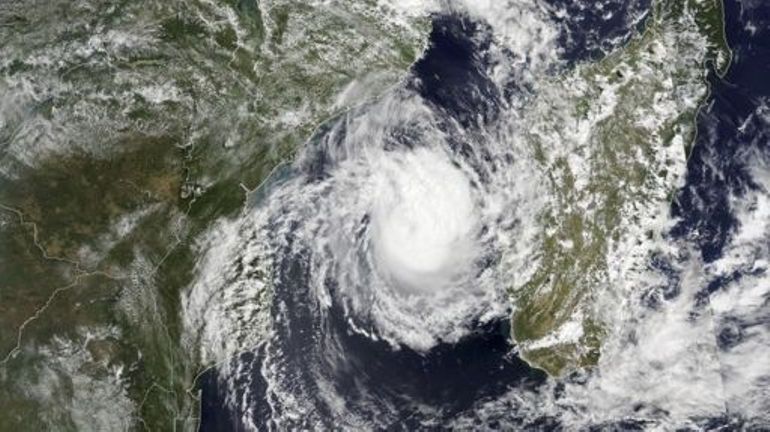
[510,0,731,376]
[0,0,731,428]
[0,0,426,429]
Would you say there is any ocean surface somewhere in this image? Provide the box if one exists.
[198,0,770,429]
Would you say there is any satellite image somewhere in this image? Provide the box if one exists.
[1,0,769,430]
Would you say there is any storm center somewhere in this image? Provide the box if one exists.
[371,148,478,288]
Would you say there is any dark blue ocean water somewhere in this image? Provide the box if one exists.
[197,1,770,429]
[669,6,770,424]
[671,0,770,263]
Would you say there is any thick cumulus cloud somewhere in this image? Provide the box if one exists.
[182,0,770,430]
[371,148,478,284]
[182,0,559,363]
[258,89,540,351]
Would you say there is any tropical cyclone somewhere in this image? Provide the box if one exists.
[187,0,732,379]
[183,0,746,429]
[0,0,750,429]
[371,148,478,288]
